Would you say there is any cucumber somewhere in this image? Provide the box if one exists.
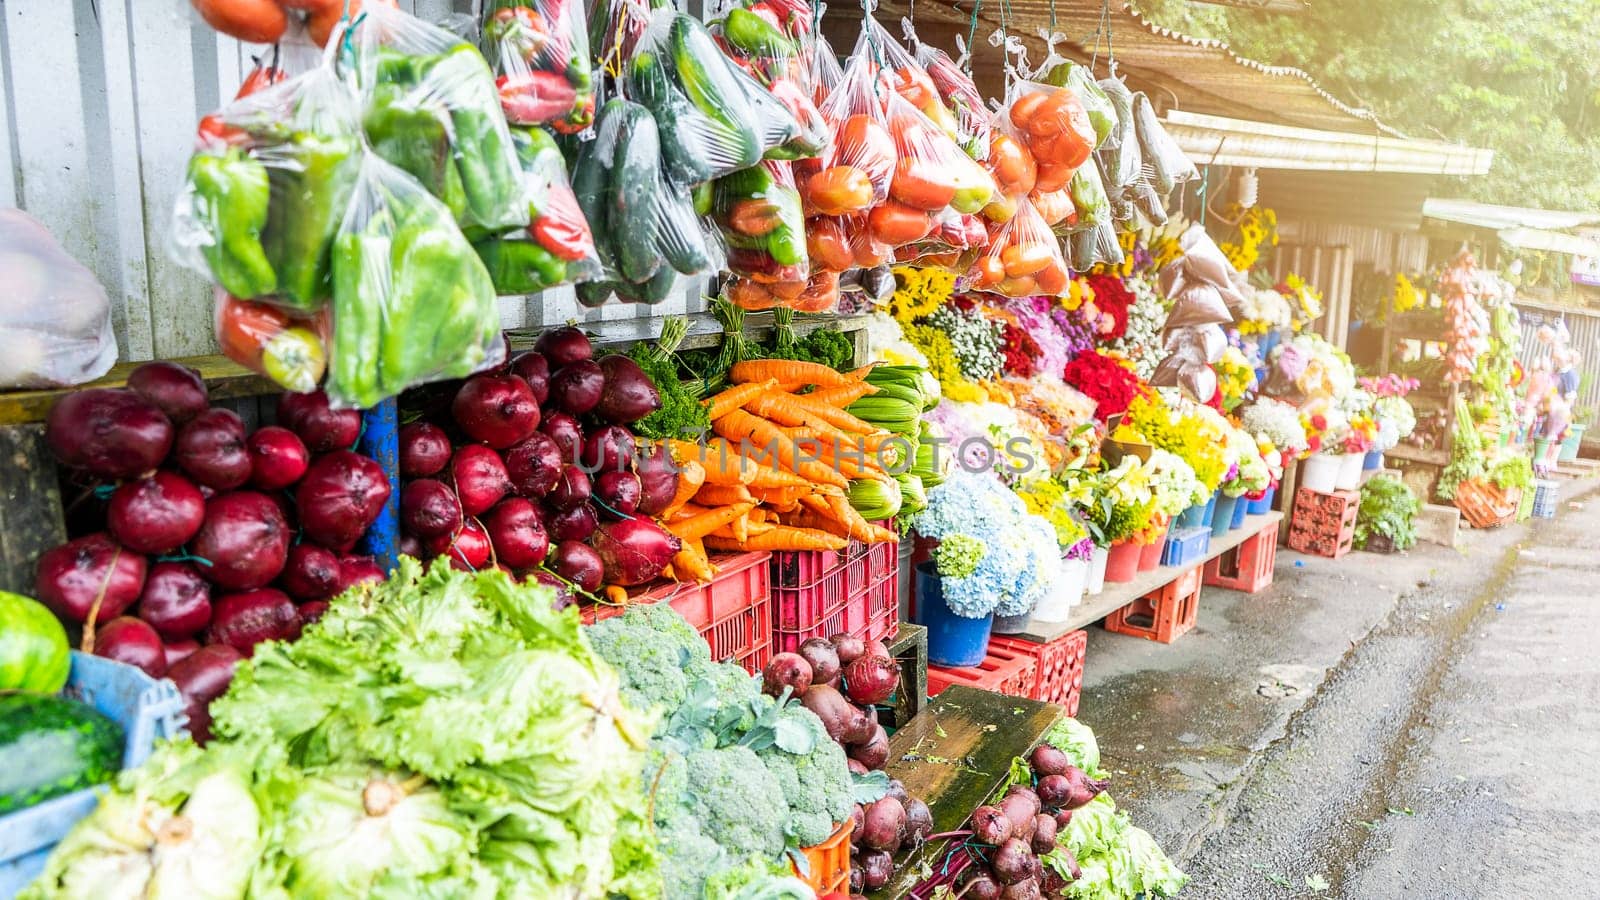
[0,694,122,815]
[610,101,664,284]
[630,50,716,186]
[617,264,678,305]
[668,14,760,167]
[572,100,625,272]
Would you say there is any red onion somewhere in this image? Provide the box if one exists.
[399,422,452,478]
[295,450,390,552]
[483,498,550,569]
[190,491,291,591]
[208,588,300,657]
[45,388,173,479]
[246,426,309,490]
[137,561,212,640]
[167,644,241,744]
[125,362,208,424]
[279,544,342,601]
[107,471,205,555]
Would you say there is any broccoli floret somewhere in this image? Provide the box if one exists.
[704,855,811,900]
[756,706,855,847]
[587,604,709,714]
[627,603,712,663]
[684,746,788,862]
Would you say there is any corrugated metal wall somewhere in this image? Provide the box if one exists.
[1515,300,1600,417]
[1,0,706,366]
[1273,219,1431,349]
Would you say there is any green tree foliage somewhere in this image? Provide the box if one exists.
[1135,0,1600,210]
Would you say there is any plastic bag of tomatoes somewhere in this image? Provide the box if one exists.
[807,49,895,213]
[908,29,991,160]
[1005,80,1096,195]
[725,269,839,313]
[482,0,596,133]
[878,92,994,246]
[962,198,1068,298]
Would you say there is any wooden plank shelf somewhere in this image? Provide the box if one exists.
[870,684,1065,899]
[1385,444,1450,467]
[1008,512,1284,644]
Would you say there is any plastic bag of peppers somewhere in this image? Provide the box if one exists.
[473,125,602,294]
[481,0,596,133]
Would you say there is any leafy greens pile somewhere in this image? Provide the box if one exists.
[25,559,660,899]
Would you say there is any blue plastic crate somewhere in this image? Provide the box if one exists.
[1533,479,1560,519]
[1161,526,1211,568]
[0,653,187,895]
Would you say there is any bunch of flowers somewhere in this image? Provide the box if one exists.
[933,533,984,580]
[1239,398,1310,458]
[1094,456,1160,545]
[1280,273,1324,331]
[1359,374,1421,399]
[1108,274,1168,379]
[1302,411,1328,454]
[1006,295,1097,376]
[1214,346,1257,412]
[1016,477,1093,555]
[1220,427,1270,497]
[1083,274,1134,341]
[1342,416,1378,455]
[1257,438,1285,487]
[906,325,986,402]
[1374,395,1416,442]
[924,399,1053,477]
[928,303,1005,382]
[1002,374,1099,439]
[1061,276,1096,312]
[1117,395,1231,491]
[1310,401,1351,455]
[1219,206,1279,272]
[1236,287,1293,336]
[1389,272,1424,315]
[914,470,1060,618]
[1146,448,1208,516]
[1269,333,1355,402]
[999,322,1041,378]
[1063,349,1146,420]
[888,265,956,323]
[863,311,931,367]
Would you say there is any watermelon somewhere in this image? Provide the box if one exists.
[0,693,123,814]
[0,590,71,692]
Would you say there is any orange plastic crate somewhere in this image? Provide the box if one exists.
[927,641,1037,699]
[1103,565,1201,644]
[795,819,853,894]
[989,629,1089,715]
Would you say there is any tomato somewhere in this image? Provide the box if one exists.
[1034,162,1074,194]
[834,115,895,192]
[215,293,326,393]
[890,160,957,212]
[805,166,874,216]
[1032,188,1073,226]
[807,216,856,272]
[971,255,1005,288]
[1001,243,1052,278]
[726,277,778,311]
[868,201,934,246]
[892,67,939,109]
[842,216,892,267]
[988,133,1037,196]
[1008,92,1048,131]
[997,274,1038,297]
[727,198,783,237]
[767,279,808,301]
[191,0,287,43]
[1035,261,1068,295]
[790,271,839,313]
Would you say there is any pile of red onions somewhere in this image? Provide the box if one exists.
[396,326,679,604]
[37,363,389,742]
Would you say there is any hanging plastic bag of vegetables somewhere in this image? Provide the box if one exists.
[709,0,828,160]
[172,63,363,311]
[214,289,330,393]
[713,160,809,284]
[910,30,992,161]
[325,154,502,408]
[473,124,601,294]
[963,198,1068,297]
[350,4,529,235]
[481,0,596,133]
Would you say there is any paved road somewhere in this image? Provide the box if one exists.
[1078,483,1600,898]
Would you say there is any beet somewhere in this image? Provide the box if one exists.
[592,470,642,518]
[904,798,933,846]
[830,633,867,666]
[298,600,330,625]
[511,351,551,404]
[126,362,209,424]
[107,471,205,555]
[545,503,597,544]
[483,498,550,569]
[337,555,385,589]
[595,355,663,424]
[1000,792,1039,842]
[550,540,604,592]
[505,432,564,497]
[581,425,636,473]
[860,797,906,851]
[167,644,242,744]
[1030,813,1057,854]
[633,442,679,516]
[399,422,452,478]
[295,451,391,552]
[1035,774,1071,809]
[534,326,593,368]
[35,533,147,625]
[45,388,173,479]
[762,652,814,698]
[539,412,584,464]
[960,867,1003,900]
[191,491,291,590]
[1029,744,1071,778]
[164,638,200,668]
[209,588,299,657]
[427,520,493,571]
[850,723,890,769]
[1006,786,1043,820]
[174,408,252,490]
[399,533,424,559]
[530,569,575,609]
[991,838,1035,885]
[137,561,212,640]
[859,848,894,889]
[451,444,512,516]
[1053,809,1073,831]
[844,650,901,706]
[885,779,909,804]
[276,390,360,452]
[971,805,1011,845]
[999,878,1040,900]
[848,802,865,835]
[799,683,857,744]
[1058,766,1108,810]
[849,865,865,894]
[590,518,679,586]
[93,616,167,678]
[280,544,342,601]
[547,464,594,512]
[453,374,541,448]
[246,426,309,490]
[549,359,604,415]
[798,638,842,686]
[401,478,464,539]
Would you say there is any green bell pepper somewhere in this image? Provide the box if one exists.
[473,237,566,294]
[364,83,467,224]
[262,131,360,309]
[723,7,795,58]
[187,148,276,300]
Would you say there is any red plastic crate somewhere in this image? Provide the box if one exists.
[580,551,773,672]
[795,819,853,894]
[1288,487,1358,560]
[990,630,1089,715]
[772,527,900,654]
[927,641,1037,699]
[1103,565,1201,644]
[1204,521,1277,593]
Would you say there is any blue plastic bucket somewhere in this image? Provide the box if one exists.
[1229,493,1248,529]
[1212,495,1240,538]
[1201,494,1218,529]
[1247,487,1276,515]
[1363,450,1383,470]
[1176,501,1208,529]
[914,561,993,666]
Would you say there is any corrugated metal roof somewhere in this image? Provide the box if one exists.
[1165,111,1491,175]
[1422,199,1600,233]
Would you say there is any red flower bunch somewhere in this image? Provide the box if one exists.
[1000,323,1040,378]
[1062,349,1144,420]
[1084,274,1133,341]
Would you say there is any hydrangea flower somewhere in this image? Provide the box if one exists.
[913,471,1056,619]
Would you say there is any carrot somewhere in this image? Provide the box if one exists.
[752,485,808,506]
[780,506,851,537]
[694,483,755,506]
[705,526,848,552]
[713,410,848,488]
[661,458,705,520]
[807,381,879,407]
[602,585,628,606]
[730,359,852,388]
[704,379,777,420]
[668,502,756,541]
[671,542,717,582]
[824,492,897,542]
[710,520,775,540]
[789,393,884,436]
[670,503,710,521]
[672,438,756,486]
[747,467,814,490]
[746,394,875,449]
[731,509,749,543]
[845,364,878,380]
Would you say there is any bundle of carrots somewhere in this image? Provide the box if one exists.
[657,359,900,582]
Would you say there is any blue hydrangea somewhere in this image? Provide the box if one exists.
[914,472,1057,619]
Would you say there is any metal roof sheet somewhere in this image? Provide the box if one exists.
[1165,111,1491,175]
[1421,199,1600,233]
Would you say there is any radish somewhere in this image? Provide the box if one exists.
[595,355,662,424]
[581,425,635,473]
[279,544,342,601]
[399,422,452,477]
[452,374,541,448]
[295,450,390,552]
[276,390,360,452]
[549,359,604,415]
[546,503,598,542]
[191,491,291,590]
[511,351,551,405]
[539,411,584,463]
[167,644,241,744]
[451,444,511,516]
[427,520,492,571]
[401,478,464,539]
[483,498,550,569]
[337,555,385,589]
[137,561,212,640]
[546,464,592,511]
[593,471,642,518]
[107,471,205,555]
[126,362,208,425]
[93,616,167,677]
[534,326,592,368]
[45,388,173,479]
[208,588,300,656]
[246,426,309,490]
[35,532,146,625]
[550,541,603,592]
[590,518,679,585]
[505,432,563,497]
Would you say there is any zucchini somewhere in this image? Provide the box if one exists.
[610,101,665,284]
[0,694,122,815]
[617,264,679,305]
[630,50,716,186]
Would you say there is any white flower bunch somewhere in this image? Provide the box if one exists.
[1240,398,1308,456]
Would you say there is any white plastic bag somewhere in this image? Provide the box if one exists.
[0,210,116,389]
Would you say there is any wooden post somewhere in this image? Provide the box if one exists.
[0,425,66,594]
